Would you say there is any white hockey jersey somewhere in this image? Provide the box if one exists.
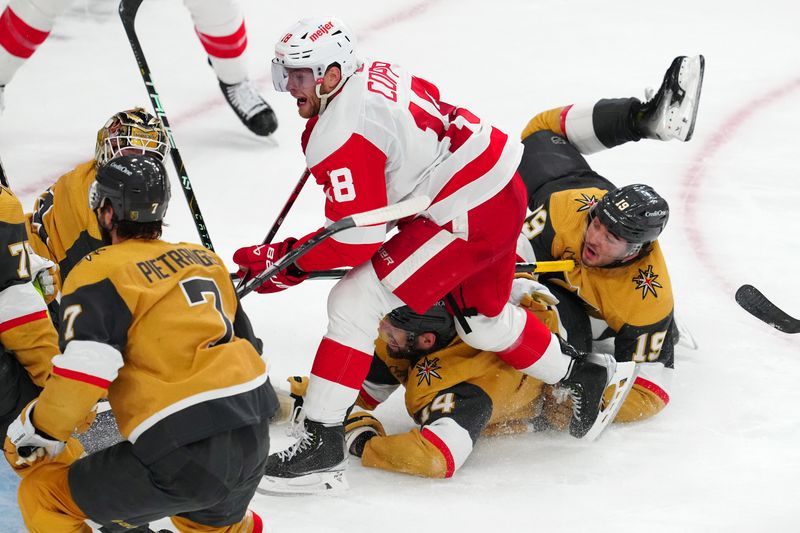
[294,59,523,272]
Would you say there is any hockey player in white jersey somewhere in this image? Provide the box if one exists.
[233,17,632,494]
[0,0,277,136]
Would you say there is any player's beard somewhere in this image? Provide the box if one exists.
[99,220,113,246]
[386,343,435,364]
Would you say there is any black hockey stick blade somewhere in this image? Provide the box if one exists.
[735,284,800,334]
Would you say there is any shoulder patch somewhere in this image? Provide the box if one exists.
[574,192,600,212]
[632,264,663,299]
[415,356,443,386]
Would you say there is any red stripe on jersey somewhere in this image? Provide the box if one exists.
[195,21,247,59]
[251,510,263,533]
[0,310,48,333]
[358,388,380,410]
[496,311,553,370]
[0,7,50,59]
[421,427,455,478]
[52,366,112,389]
[634,376,670,405]
[310,338,373,390]
[560,104,573,139]
[431,127,508,204]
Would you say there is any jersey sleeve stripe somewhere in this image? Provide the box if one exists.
[52,366,112,389]
[0,309,48,333]
[52,340,124,388]
[421,427,455,478]
[0,283,48,326]
[359,380,399,407]
[421,418,474,478]
[559,104,573,138]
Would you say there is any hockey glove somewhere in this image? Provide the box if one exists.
[29,252,58,299]
[233,239,308,294]
[510,275,559,310]
[5,400,66,471]
[345,411,386,457]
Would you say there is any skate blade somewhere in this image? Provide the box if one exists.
[676,54,705,141]
[256,469,349,496]
[582,360,639,442]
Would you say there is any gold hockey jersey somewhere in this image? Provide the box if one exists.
[33,239,276,463]
[356,338,544,478]
[518,106,674,421]
[28,160,104,290]
[0,185,58,387]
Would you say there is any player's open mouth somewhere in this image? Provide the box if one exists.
[297,97,307,107]
[583,244,597,261]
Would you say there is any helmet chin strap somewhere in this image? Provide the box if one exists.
[316,75,349,115]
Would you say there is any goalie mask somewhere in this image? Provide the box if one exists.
[90,155,171,223]
[95,108,168,166]
[379,301,456,359]
[272,17,358,93]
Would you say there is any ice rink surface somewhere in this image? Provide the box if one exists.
[1,0,798,531]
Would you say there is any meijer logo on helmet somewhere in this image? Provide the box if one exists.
[309,22,335,42]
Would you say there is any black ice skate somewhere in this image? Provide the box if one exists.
[257,418,348,495]
[637,55,705,142]
[559,341,638,441]
[219,79,278,137]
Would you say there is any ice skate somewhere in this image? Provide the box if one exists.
[638,55,705,142]
[560,344,638,441]
[220,79,278,137]
[258,417,348,495]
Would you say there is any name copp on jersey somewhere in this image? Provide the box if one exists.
[294,59,523,272]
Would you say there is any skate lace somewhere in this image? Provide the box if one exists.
[225,81,267,117]
[566,384,583,421]
[277,425,315,462]
[286,406,306,439]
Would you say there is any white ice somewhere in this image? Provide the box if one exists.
[1,0,798,532]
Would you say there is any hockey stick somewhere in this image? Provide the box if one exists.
[119,0,214,251]
[735,284,800,334]
[236,169,311,290]
[237,196,431,298]
[305,259,576,280]
[0,156,10,188]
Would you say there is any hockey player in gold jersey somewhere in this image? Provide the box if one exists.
[280,280,609,480]
[0,175,86,476]
[5,155,276,532]
[515,55,705,423]
[27,107,168,300]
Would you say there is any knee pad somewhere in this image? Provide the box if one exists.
[456,304,527,352]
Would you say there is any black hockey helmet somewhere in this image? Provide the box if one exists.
[386,300,456,352]
[90,155,171,222]
[591,184,669,244]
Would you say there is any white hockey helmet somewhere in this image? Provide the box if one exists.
[272,17,358,92]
